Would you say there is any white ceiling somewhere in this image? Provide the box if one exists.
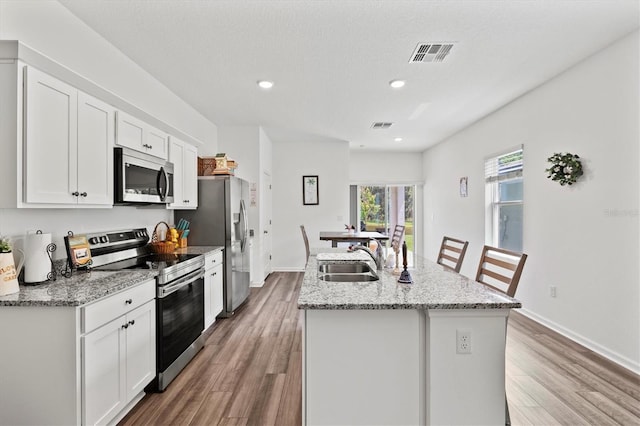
[59,0,639,152]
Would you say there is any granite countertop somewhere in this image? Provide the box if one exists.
[0,270,158,307]
[0,246,223,307]
[298,250,522,310]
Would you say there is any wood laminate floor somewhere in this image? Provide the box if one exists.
[119,272,639,426]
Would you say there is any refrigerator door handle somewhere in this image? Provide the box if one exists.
[240,199,248,252]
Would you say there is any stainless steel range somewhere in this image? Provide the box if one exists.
[88,228,205,392]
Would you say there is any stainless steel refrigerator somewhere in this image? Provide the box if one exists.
[176,176,250,317]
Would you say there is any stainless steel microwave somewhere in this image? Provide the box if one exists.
[114,147,174,204]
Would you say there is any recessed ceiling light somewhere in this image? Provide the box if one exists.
[389,80,406,89]
[257,80,274,89]
[394,137,403,142]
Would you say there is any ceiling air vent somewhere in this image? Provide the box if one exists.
[371,122,393,129]
[409,43,455,63]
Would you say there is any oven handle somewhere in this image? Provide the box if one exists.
[158,268,205,298]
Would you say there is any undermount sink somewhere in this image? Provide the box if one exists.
[319,273,379,282]
[317,261,379,282]
[318,263,373,274]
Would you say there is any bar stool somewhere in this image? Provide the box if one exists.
[436,236,469,273]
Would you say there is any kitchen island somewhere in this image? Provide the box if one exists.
[298,250,521,426]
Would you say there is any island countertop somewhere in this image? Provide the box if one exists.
[298,250,521,310]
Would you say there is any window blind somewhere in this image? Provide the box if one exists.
[485,148,523,183]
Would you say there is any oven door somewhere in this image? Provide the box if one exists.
[114,147,174,204]
[156,268,204,375]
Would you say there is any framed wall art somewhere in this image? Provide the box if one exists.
[303,175,319,205]
[459,176,468,197]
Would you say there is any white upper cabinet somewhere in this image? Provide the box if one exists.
[24,66,78,204]
[168,137,198,209]
[183,142,198,207]
[116,110,168,159]
[77,93,114,205]
[23,66,114,207]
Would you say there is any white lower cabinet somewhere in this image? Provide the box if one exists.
[0,279,156,426]
[82,300,155,425]
[204,249,224,329]
[82,281,156,426]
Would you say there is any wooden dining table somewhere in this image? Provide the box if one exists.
[319,231,389,247]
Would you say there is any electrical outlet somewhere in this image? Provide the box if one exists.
[456,329,472,354]
[550,286,557,298]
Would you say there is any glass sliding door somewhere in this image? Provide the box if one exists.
[358,185,415,266]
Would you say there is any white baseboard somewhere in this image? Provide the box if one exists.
[518,308,640,375]
[250,280,264,288]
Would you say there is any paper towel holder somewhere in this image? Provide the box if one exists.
[22,230,58,285]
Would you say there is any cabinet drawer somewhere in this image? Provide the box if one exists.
[82,279,155,334]
[205,250,223,270]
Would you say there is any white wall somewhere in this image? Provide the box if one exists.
[0,0,217,259]
[349,151,423,184]
[0,0,217,149]
[272,140,350,270]
[422,31,639,373]
[0,207,172,260]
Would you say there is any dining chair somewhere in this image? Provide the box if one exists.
[436,236,469,273]
[474,245,527,425]
[300,225,311,266]
[475,245,527,297]
[390,224,405,248]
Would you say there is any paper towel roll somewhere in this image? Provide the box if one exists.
[24,232,51,283]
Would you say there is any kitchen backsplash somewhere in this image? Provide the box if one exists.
[0,207,172,260]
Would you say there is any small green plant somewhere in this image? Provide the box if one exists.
[0,235,12,253]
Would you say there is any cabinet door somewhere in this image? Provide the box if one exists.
[168,138,185,208]
[24,66,78,204]
[183,143,198,207]
[82,317,126,426]
[212,264,224,318]
[146,126,168,159]
[77,92,114,206]
[115,110,145,152]
[125,300,156,399]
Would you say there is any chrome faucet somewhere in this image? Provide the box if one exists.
[352,238,384,271]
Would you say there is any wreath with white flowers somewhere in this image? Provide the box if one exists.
[546,152,583,186]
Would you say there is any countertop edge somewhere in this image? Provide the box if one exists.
[297,302,522,310]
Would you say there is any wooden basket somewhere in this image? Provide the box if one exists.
[198,156,216,176]
[149,221,175,254]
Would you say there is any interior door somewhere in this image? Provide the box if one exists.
[262,172,272,278]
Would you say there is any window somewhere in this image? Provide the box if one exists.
[485,148,523,252]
